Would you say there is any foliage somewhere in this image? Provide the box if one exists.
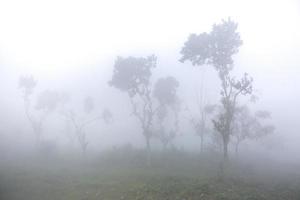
[180,18,242,74]
[153,76,179,105]
[109,55,156,97]
[19,75,37,100]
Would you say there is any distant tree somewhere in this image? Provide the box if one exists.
[253,110,275,140]
[232,106,275,155]
[210,128,224,153]
[62,96,112,155]
[189,103,216,153]
[180,18,253,159]
[19,75,36,101]
[19,76,61,147]
[231,106,254,155]
[109,55,157,165]
[184,68,216,153]
[153,76,181,149]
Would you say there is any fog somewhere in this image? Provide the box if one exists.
[0,0,300,199]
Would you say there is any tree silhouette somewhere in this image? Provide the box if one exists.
[180,18,253,159]
[189,103,216,153]
[19,76,61,147]
[232,106,275,155]
[61,96,112,155]
[109,55,157,165]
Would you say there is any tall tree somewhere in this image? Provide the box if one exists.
[109,55,157,165]
[180,19,253,159]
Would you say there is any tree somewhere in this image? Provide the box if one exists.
[184,68,216,154]
[19,76,38,143]
[253,110,275,141]
[19,76,61,147]
[232,106,275,155]
[180,18,253,159]
[153,76,180,149]
[189,104,216,153]
[109,55,157,165]
[62,96,112,155]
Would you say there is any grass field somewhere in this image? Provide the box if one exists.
[1,149,300,200]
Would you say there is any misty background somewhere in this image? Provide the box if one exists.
[0,0,300,163]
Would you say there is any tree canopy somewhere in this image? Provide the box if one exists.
[153,76,179,106]
[109,55,157,97]
[180,18,242,75]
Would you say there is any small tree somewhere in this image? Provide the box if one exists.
[184,70,216,154]
[189,104,216,153]
[180,18,253,159]
[232,106,275,155]
[19,75,38,143]
[62,96,112,155]
[153,76,180,150]
[19,76,61,147]
[109,55,157,165]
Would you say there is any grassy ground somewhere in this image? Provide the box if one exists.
[1,149,300,200]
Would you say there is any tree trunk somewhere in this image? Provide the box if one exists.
[146,136,151,166]
[200,134,204,153]
[219,137,229,181]
[223,137,229,160]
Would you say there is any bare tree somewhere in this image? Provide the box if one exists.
[180,18,253,159]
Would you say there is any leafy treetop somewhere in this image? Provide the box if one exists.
[109,55,157,97]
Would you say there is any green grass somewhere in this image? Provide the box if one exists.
[1,150,300,200]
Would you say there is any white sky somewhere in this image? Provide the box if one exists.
[0,0,299,76]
